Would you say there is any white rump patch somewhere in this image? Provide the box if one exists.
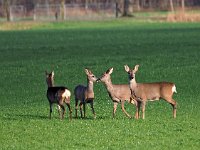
[63,89,71,98]
[172,85,177,93]
[57,105,61,111]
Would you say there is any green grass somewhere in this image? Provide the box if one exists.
[0,20,200,149]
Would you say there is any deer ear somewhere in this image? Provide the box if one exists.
[85,68,91,75]
[51,71,54,77]
[124,65,130,72]
[134,65,139,73]
[107,68,113,74]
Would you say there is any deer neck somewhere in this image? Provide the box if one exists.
[129,78,137,90]
[47,79,54,87]
[87,79,94,93]
[103,78,115,95]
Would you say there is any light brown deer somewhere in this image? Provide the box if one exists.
[45,71,72,120]
[124,65,177,119]
[74,69,97,119]
[97,68,135,118]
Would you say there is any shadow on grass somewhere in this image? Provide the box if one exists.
[2,112,112,121]
[72,115,111,120]
[2,113,49,121]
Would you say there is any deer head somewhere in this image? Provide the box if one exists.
[85,68,98,82]
[97,67,113,83]
[45,71,54,87]
[124,65,139,81]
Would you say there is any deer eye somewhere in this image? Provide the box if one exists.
[92,75,95,77]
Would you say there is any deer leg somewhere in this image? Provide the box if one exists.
[134,101,138,119]
[121,100,131,118]
[79,102,83,118]
[141,101,146,119]
[59,104,65,120]
[57,105,61,117]
[113,102,118,118]
[66,103,72,120]
[134,100,141,119]
[83,103,86,118]
[75,100,78,118]
[166,98,177,118]
[90,101,96,119]
[137,101,142,119]
[49,103,53,119]
[171,99,177,118]
[172,103,177,118]
[130,97,139,119]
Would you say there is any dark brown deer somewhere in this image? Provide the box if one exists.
[74,69,97,119]
[45,71,72,120]
[124,65,177,119]
[97,68,135,118]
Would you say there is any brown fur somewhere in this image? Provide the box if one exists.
[74,69,97,119]
[45,71,72,120]
[97,68,135,118]
[124,65,177,119]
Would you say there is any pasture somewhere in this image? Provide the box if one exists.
[0,20,200,149]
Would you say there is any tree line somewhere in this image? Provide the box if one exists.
[1,0,200,21]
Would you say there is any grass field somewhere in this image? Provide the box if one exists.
[0,20,200,149]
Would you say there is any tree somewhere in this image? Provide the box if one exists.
[136,0,140,11]
[181,0,185,12]
[60,0,65,20]
[45,0,50,17]
[169,0,174,12]
[3,0,11,21]
[122,0,131,16]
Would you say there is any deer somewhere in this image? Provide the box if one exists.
[45,71,72,120]
[74,68,98,119]
[124,64,177,119]
[97,68,136,119]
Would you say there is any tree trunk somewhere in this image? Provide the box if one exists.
[141,0,145,8]
[45,0,50,17]
[61,0,65,20]
[169,0,174,12]
[149,0,152,9]
[123,0,129,16]
[136,0,141,11]
[116,2,119,18]
[4,0,11,21]
[85,0,88,9]
[181,0,185,12]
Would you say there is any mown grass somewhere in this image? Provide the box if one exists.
[0,20,200,149]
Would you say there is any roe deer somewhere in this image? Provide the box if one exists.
[124,65,177,119]
[97,68,135,118]
[45,71,72,120]
[74,69,97,119]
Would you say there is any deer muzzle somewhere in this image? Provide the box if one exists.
[96,78,101,82]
